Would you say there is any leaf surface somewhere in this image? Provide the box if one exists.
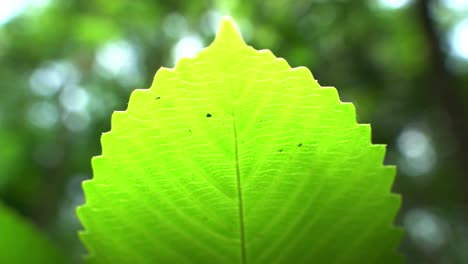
[78,17,403,264]
[0,203,64,264]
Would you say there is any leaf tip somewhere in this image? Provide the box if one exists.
[212,16,246,48]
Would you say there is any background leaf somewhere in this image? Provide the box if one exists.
[78,18,402,263]
[0,203,64,264]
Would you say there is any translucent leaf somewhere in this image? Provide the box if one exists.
[78,17,403,263]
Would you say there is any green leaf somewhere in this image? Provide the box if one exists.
[0,203,64,264]
[77,17,402,263]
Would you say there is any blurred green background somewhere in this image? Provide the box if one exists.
[0,0,467,263]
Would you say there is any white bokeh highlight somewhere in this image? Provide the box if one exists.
[377,0,413,9]
[0,0,52,25]
[404,209,448,252]
[397,127,436,177]
[95,40,142,86]
[171,35,204,65]
[449,19,468,60]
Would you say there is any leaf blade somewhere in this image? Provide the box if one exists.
[78,17,402,264]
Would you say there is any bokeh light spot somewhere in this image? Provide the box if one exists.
[27,101,59,129]
[397,127,436,177]
[0,0,52,25]
[30,62,80,97]
[95,40,142,86]
[404,209,448,252]
[171,35,204,65]
[442,0,468,10]
[163,13,188,39]
[450,19,468,60]
[62,111,90,132]
[59,85,89,113]
[377,0,413,9]
[201,10,223,36]
[0,0,28,25]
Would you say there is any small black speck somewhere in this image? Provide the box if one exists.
[188,129,192,133]
[155,96,161,100]
[278,149,283,152]
[297,143,302,147]
[206,113,212,118]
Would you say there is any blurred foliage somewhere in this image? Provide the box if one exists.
[0,0,467,263]
[0,203,64,263]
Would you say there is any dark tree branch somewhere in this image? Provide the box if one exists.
[417,0,468,199]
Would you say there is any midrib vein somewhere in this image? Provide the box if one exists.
[231,81,247,264]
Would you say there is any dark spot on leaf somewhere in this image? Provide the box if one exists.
[298,143,302,147]
[188,129,192,133]
[278,149,283,152]
[206,113,212,118]
[155,96,161,100]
